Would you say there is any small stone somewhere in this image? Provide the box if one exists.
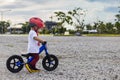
[103,78,106,80]
[114,75,118,79]
[59,72,63,75]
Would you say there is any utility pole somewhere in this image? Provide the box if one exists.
[0,9,11,34]
[0,9,11,21]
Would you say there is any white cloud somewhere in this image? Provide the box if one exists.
[78,1,119,23]
[0,0,119,26]
[0,0,15,3]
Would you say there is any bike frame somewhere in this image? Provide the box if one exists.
[39,43,49,55]
[16,43,49,66]
[27,43,49,63]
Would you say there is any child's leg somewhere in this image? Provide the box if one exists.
[29,53,39,69]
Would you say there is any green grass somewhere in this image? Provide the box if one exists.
[5,44,14,47]
[3,33,120,37]
[54,34,120,37]
[54,34,75,36]
[84,34,120,37]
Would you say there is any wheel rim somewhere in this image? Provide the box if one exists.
[6,55,24,73]
[42,55,58,71]
[45,57,56,68]
[9,58,20,69]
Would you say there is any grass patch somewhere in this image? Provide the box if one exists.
[54,34,75,36]
[84,34,120,37]
[4,33,120,37]
[5,44,14,47]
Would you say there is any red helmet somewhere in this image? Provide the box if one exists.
[29,17,45,28]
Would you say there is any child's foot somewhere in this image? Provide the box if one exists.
[31,69,40,72]
[25,64,40,73]
[25,64,32,73]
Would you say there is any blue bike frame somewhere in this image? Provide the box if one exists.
[39,44,49,55]
[16,43,49,66]
[27,43,49,63]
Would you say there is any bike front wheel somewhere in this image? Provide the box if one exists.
[42,54,58,71]
[6,55,24,73]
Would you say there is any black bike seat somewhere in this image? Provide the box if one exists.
[21,54,31,58]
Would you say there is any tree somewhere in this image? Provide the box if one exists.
[93,22,98,30]
[68,7,86,31]
[105,22,114,34]
[97,21,106,34]
[40,28,51,34]
[21,22,30,33]
[54,7,86,33]
[86,24,92,30]
[54,11,73,26]
[0,21,10,34]
[115,6,120,22]
[59,26,66,35]
[115,21,120,33]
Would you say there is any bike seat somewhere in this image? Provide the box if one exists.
[21,54,31,58]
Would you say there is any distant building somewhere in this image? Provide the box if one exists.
[7,23,23,34]
[64,31,70,35]
[83,29,97,33]
[45,21,58,30]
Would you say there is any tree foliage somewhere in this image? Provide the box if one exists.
[53,6,120,34]
[115,7,120,22]
[85,21,120,34]
[0,21,10,34]
[21,22,30,33]
[54,11,73,25]
[54,7,86,33]
[68,7,85,30]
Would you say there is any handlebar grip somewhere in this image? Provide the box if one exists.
[42,41,47,45]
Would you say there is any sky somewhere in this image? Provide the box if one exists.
[0,0,119,29]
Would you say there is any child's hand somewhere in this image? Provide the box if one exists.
[42,41,47,45]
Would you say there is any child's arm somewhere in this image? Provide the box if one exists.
[33,36,45,43]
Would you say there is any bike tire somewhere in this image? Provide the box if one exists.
[6,55,24,73]
[42,54,58,71]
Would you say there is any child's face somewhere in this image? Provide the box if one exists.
[34,26,39,31]
[33,25,45,32]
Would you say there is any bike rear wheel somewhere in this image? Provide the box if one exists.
[6,55,24,73]
[42,54,58,71]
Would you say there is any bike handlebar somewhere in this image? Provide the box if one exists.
[42,41,47,45]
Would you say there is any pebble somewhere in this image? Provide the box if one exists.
[0,35,120,80]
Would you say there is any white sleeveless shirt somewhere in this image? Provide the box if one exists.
[27,30,40,53]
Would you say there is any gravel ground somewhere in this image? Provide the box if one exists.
[0,35,120,80]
